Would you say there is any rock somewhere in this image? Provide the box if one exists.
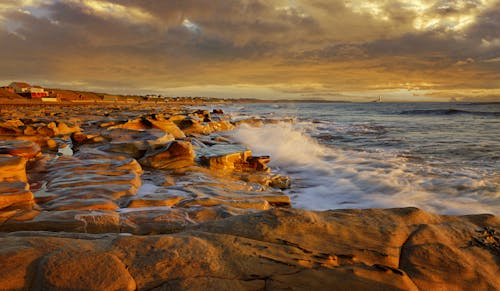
[107,116,186,139]
[107,118,148,131]
[139,140,195,170]
[178,118,212,135]
[23,126,37,135]
[269,175,291,189]
[208,120,235,132]
[70,131,88,144]
[44,198,119,211]
[147,118,185,139]
[0,119,24,128]
[177,197,271,210]
[0,125,23,135]
[126,195,184,208]
[56,121,81,135]
[0,140,41,159]
[0,155,27,182]
[0,182,34,210]
[0,243,42,290]
[119,208,195,234]
[38,250,136,291]
[46,138,57,150]
[101,128,174,158]
[245,155,271,172]
[0,210,120,233]
[36,125,56,137]
[0,208,499,290]
[212,109,224,114]
[198,144,252,171]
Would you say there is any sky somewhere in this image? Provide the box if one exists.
[0,0,499,101]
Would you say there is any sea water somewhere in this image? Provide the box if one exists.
[216,102,499,215]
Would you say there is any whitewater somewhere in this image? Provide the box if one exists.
[211,102,499,215]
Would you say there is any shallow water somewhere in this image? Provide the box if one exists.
[219,102,499,215]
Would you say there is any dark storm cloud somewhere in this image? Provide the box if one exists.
[0,0,498,100]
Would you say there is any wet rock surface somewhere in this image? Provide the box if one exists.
[0,104,291,236]
[0,104,498,290]
[0,207,498,290]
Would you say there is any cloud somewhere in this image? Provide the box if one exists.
[0,0,498,100]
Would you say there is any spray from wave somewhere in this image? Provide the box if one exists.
[231,123,499,215]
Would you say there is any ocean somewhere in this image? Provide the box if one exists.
[215,102,499,216]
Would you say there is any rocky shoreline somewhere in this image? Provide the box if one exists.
[1,103,499,290]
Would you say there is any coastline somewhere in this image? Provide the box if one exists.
[0,102,498,290]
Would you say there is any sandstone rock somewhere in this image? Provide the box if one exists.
[147,118,185,139]
[119,208,195,234]
[46,138,57,150]
[0,244,42,290]
[23,126,37,135]
[0,182,34,210]
[178,118,212,135]
[37,250,136,291]
[0,119,24,128]
[0,208,498,290]
[44,198,119,211]
[0,155,27,182]
[45,184,138,200]
[198,144,252,171]
[56,121,81,135]
[139,140,195,169]
[107,118,147,131]
[245,155,271,171]
[70,131,89,145]
[269,174,291,189]
[36,125,56,137]
[107,116,186,138]
[126,195,184,208]
[177,197,271,210]
[208,120,235,132]
[0,140,41,159]
[0,210,120,233]
[101,128,174,158]
[0,125,23,135]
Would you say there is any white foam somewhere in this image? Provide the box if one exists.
[231,122,499,215]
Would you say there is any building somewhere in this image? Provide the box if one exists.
[0,86,14,93]
[9,82,49,98]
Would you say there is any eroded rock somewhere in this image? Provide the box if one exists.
[0,208,497,290]
[139,140,195,169]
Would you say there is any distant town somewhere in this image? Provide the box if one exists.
[0,81,234,103]
[0,81,353,104]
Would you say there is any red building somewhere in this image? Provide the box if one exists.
[9,82,49,98]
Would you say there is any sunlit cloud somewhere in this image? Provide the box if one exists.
[0,0,498,101]
[65,0,157,25]
[182,18,200,33]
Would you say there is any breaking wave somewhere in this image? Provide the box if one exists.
[230,122,499,215]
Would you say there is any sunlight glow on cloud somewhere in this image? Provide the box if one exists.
[345,1,389,21]
[66,0,157,25]
[0,0,498,101]
[182,18,200,32]
[410,0,494,32]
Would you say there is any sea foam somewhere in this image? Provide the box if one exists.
[231,122,499,215]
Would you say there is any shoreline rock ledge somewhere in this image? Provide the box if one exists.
[0,207,498,290]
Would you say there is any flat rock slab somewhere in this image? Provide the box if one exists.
[0,207,498,290]
[0,182,34,210]
[0,140,41,159]
[0,154,28,183]
[35,156,142,211]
